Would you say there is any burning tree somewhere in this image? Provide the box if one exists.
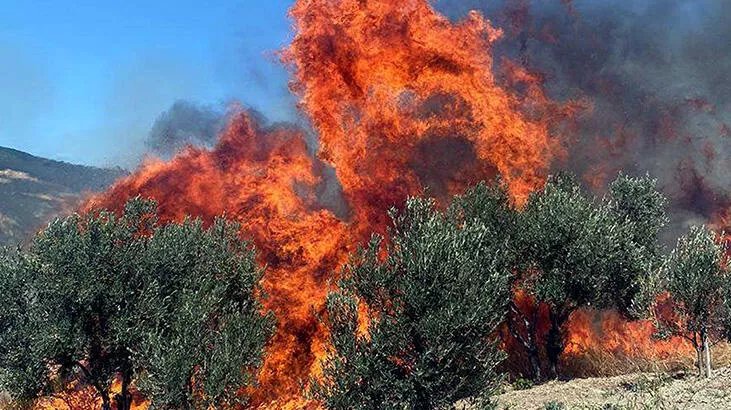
[81,0,580,404]
[0,198,274,409]
[658,225,730,378]
[507,174,667,380]
[312,192,512,409]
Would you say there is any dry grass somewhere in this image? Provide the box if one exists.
[493,367,731,410]
[561,342,731,379]
[562,348,692,378]
[488,343,731,410]
[709,342,731,368]
[0,392,12,409]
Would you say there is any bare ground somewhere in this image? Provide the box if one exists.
[491,367,731,410]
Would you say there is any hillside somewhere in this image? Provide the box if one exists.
[0,146,126,245]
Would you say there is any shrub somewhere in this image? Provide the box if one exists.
[657,225,730,377]
[311,194,513,409]
[507,174,667,380]
[512,377,534,391]
[0,198,274,409]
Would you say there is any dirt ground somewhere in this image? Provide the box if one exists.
[490,367,731,410]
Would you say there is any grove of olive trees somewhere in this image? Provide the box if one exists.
[0,175,728,409]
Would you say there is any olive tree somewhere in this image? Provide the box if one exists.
[0,198,274,409]
[507,174,667,380]
[658,225,729,377]
[312,191,513,409]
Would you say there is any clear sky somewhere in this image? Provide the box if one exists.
[0,0,296,167]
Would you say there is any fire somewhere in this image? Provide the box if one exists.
[81,1,572,407]
[565,310,691,360]
[39,0,714,408]
[88,113,350,409]
[503,292,693,379]
[285,0,578,213]
[37,378,148,410]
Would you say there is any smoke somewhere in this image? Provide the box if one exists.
[146,100,226,156]
[143,100,350,218]
[435,0,731,239]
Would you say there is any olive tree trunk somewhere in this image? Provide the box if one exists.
[701,328,712,378]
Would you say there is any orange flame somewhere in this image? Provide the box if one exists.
[43,0,707,408]
[87,114,349,409]
[565,310,691,359]
[81,1,573,407]
[37,378,148,410]
[285,0,578,212]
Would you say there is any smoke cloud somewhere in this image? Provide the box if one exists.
[436,0,731,239]
[146,100,226,156]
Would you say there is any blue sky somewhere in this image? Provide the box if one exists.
[0,0,295,167]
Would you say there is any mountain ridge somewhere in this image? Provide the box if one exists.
[0,146,127,245]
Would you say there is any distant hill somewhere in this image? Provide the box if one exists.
[0,146,126,245]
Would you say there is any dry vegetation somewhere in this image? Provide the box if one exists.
[487,344,731,410]
[564,342,731,378]
[562,348,693,378]
[0,392,11,409]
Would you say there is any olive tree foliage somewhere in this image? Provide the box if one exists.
[0,250,47,407]
[312,188,513,410]
[0,198,274,410]
[603,173,668,315]
[506,174,667,380]
[658,225,729,378]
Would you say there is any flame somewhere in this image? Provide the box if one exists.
[502,292,693,379]
[37,378,148,410]
[38,0,713,408]
[87,114,349,409]
[78,1,573,407]
[565,310,691,359]
[285,0,578,212]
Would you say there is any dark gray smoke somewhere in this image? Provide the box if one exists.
[436,0,731,240]
[146,101,350,219]
[147,100,227,156]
